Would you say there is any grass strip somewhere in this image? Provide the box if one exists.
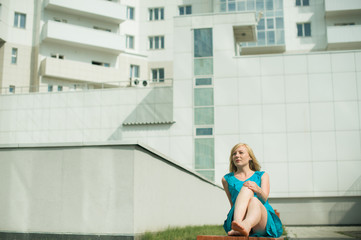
[140,225,225,240]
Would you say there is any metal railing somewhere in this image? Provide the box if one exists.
[0,79,173,95]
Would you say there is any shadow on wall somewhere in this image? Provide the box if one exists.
[107,87,174,141]
[329,175,361,224]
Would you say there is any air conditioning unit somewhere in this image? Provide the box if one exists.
[131,79,149,87]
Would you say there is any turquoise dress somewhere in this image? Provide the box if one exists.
[223,171,283,237]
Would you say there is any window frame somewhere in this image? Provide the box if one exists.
[148,36,165,50]
[130,64,140,78]
[297,22,311,37]
[127,6,135,20]
[179,5,192,15]
[11,48,18,64]
[91,61,110,67]
[14,12,26,29]
[151,68,165,82]
[148,7,164,21]
[296,0,310,6]
[126,35,135,49]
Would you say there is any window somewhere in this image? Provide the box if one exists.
[92,61,110,67]
[48,85,53,92]
[127,6,134,19]
[151,68,164,82]
[148,36,164,49]
[334,23,355,26]
[11,48,18,64]
[58,86,63,92]
[148,7,164,21]
[297,23,311,37]
[9,85,15,94]
[179,5,192,15]
[296,0,309,6]
[51,53,64,59]
[195,78,212,86]
[130,65,139,78]
[14,12,26,28]
[196,128,213,136]
[126,35,134,49]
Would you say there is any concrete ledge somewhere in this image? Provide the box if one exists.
[0,232,135,240]
[197,236,285,240]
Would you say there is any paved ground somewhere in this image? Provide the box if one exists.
[285,226,361,240]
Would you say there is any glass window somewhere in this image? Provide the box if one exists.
[196,128,213,136]
[257,18,265,30]
[296,0,309,6]
[130,65,139,78]
[297,23,311,37]
[194,88,214,106]
[247,0,255,10]
[194,28,213,57]
[297,23,303,37]
[149,7,164,21]
[267,31,275,44]
[195,138,214,169]
[304,23,311,36]
[11,48,18,64]
[256,0,264,11]
[276,29,285,44]
[267,18,274,29]
[179,5,192,15]
[152,68,165,82]
[149,36,164,49]
[195,107,214,125]
[48,85,53,92]
[194,58,213,76]
[228,0,236,11]
[58,86,63,92]
[186,5,192,14]
[266,0,273,10]
[127,6,134,20]
[126,35,134,49]
[14,12,26,28]
[275,0,283,9]
[276,17,284,29]
[195,78,212,86]
[257,31,266,45]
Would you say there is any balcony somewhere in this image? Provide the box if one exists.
[44,0,126,24]
[40,57,125,86]
[327,25,361,50]
[325,0,361,17]
[41,21,125,53]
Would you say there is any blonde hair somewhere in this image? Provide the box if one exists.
[229,143,261,172]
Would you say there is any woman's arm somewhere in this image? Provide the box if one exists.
[243,172,270,203]
[222,177,233,207]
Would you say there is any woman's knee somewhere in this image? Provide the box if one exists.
[240,186,254,196]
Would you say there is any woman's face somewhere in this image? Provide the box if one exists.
[232,145,252,169]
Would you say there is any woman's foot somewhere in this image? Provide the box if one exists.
[227,229,241,236]
[231,221,251,236]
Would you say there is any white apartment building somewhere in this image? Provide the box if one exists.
[0,0,361,236]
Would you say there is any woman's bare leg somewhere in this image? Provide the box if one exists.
[230,187,268,236]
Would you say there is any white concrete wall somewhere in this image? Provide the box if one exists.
[0,143,228,236]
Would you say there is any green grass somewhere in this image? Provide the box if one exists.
[140,225,225,240]
[140,224,288,240]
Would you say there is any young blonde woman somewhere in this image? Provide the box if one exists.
[222,143,283,237]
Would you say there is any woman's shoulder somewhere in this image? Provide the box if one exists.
[254,170,267,177]
[223,172,234,181]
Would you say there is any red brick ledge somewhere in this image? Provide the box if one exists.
[197,236,285,240]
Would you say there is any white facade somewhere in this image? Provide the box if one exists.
[0,0,361,229]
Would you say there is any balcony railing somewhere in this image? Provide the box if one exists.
[41,21,125,53]
[327,25,361,50]
[44,0,126,24]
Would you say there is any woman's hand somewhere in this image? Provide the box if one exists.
[243,181,261,194]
